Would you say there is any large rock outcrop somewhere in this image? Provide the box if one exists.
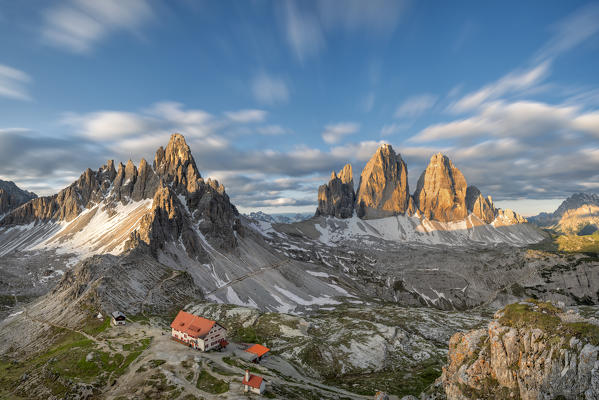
[442,300,599,399]
[0,180,36,216]
[494,208,527,226]
[0,133,240,257]
[466,185,496,224]
[355,144,413,219]
[315,164,355,218]
[413,153,468,222]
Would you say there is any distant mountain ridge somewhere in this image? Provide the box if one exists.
[0,179,36,218]
[316,144,526,226]
[529,192,599,235]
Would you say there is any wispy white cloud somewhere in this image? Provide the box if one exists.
[279,0,407,61]
[63,111,149,140]
[322,122,360,144]
[0,64,32,101]
[450,4,599,115]
[330,140,386,161]
[225,109,268,123]
[412,100,579,142]
[450,62,550,113]
[380,123,410,137]
[395,94,437,118]
[317,0,406,34]
[251,73,290,105]
[361,92,375,112]
[42,0,154,53]
[535,3,599,62]
[281,1,325,62]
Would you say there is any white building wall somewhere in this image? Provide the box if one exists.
[203,324,227,351]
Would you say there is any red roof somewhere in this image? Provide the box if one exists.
[245,344,270,358]
[170,310,216,339]
[242,373,264,389]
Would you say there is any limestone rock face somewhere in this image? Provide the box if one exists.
[0,180,36,216]
[154,133,202,193]
[494,208,527,226]
[315,164,355,218]
[413,153,468,222]
[355,144,413,219]
[1,133,240,257]
[466,186,496,224]
[442,301,599,399]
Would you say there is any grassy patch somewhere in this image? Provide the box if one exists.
[196,369,229,394]
[232,325,261,343]
[82,314,111,336]
[499,299,599,346]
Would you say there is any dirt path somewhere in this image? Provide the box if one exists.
[205,259,290,296]
[22,308,107,349]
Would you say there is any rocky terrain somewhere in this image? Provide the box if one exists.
[442,299,599,399]
[245,211,311,224]
[316,144,527,227]
[0,179,36,218]
[1,134,598,399]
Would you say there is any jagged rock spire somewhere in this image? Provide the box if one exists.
[355,144,413,219]
[413,153,468,222]
[154,133,202,193]
[315,164,355,218]
[466,185,496,224]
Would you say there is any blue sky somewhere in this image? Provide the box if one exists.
[1,0,599,216]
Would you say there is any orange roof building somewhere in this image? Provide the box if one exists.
[245,344,270,359]
[170,310,227,352]
[242,370,266,394]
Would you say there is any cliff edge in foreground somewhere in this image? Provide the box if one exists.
[442,299,599,399]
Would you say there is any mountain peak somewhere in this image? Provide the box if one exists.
[414,153,467,222]
[356,144,412,218]
[315,164,356,218]
[338,164,353,185]
[154,133,202,193]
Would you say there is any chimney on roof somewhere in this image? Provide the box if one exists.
[245,369,250,381]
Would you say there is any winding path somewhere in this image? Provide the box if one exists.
[204,259,290,296]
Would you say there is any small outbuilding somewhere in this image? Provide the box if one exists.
[242,369,265,395]
[244,344,270,363]
[111,311,126,325]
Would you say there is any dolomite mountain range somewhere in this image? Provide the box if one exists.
[316,143,526,226]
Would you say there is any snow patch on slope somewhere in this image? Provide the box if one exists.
[313,214,543,247]
[0,199,156,260]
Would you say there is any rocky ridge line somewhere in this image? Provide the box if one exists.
[315,144,527,225]
[0,133,241,258]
